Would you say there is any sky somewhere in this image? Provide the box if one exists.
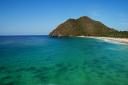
[0,0,128,35]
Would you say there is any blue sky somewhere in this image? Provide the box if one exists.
[0,0,128,35]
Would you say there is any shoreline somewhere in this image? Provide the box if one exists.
[77,36,128,44]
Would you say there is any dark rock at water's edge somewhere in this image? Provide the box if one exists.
[49,16,128,38]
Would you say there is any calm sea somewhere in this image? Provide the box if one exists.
[0,35,128,85]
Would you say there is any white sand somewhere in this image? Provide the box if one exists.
[77,36,128,44]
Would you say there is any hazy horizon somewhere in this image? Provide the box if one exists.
[0,0,128,35]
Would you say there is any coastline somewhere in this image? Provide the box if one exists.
[77,36,128,44]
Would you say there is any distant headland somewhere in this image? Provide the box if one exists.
[49,16,128,38]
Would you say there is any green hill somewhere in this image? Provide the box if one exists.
[49,16,128,38]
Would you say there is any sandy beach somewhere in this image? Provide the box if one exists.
[77,36,128,44]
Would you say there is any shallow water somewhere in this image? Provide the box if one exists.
[0,35,128,85]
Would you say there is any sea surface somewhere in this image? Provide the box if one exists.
[0,35,128,85]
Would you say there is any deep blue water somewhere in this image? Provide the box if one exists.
[0,35,128,85]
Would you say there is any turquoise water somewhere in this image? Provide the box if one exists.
[0,35,128,85]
